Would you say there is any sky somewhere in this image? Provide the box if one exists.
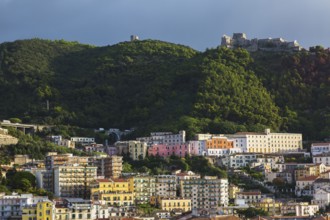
[1,0,330,51]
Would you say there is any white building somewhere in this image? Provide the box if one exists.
[226,128,302,153]
[155,175,177,198]
[206,147,242,157]
[0,193,50,220]
[180,177,228,212]
[311,143,330,156]
[313,153,330,166]
[53,165,97,198]
[137,130,186,146]
[220,153,261,168]
[70,137,95,144]
[235,191,266,205]
[281,202,319,216]
[313,186,330,208]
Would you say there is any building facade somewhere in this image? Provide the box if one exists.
[180,177,228,212]
[226,129,302,153]
[53,165,97,198]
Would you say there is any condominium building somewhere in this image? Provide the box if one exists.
[313,153,330,166]
[70,137,95,144]
[281,202,319,216]
[137,130,186,146]
[0,194,50,220]
[294,163,328,180]
[22,200,55,220]
[160,198,191,212]
[45,153,89,170]
[130,176,156,204]
[311,143,330,156]
[94,156,123,179]
[90,178,134,206]
[220,153,261,168]
[258,198,282,215]
[128,141,148,160]
[206,136,234,149]
[53,165,97,198]
[226,128,302,153]
[180,177,228,212]
[147,144,191,158]
[187,140,206,156]
[155,175,177,199]
[235,191,266,205]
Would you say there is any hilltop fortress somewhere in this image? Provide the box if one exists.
[221,33,302,52]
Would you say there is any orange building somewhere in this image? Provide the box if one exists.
[206,137,234,149]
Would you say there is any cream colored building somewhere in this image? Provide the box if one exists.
[226,128,302,153]
[53,165,97,198]
[128,141,147,160]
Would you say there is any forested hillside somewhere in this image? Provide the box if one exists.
[0,39,329,140]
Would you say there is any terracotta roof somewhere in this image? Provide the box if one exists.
[314,178,330,183]
[297,176,319,181]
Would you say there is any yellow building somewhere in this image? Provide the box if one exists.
[100,192,134,206]
[55,206,70,220]
[295,163,328,180]
[90,178,134,206]
[91,178,132,195]
[258,198,282,215]
[160,198,191,212]
[22,201,55,220]
[229,184,241,199]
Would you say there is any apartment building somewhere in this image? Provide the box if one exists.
[155,175,177,199]
[130,175,156,204]
[294,163,328,180]
[128,141,148,160]
[313,153,330,165]
[180,177,228,212]
[53,165,97,198]
[0,194,50,220]
[187,140,206,156]
[226,128,302,153]
[94,156,123,179]
[90,178,134,206]
[137,130,186,146]
[160,198,191,212]
[311,143,330,156]
[281,202,319,216]
[235,191,265,205]
[45,152,89,170]
[220,153,261,168]
[70,137,95,144]
[22,200,55,220]
[147,144,191,158]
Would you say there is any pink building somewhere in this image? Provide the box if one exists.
[148,144,192,158]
